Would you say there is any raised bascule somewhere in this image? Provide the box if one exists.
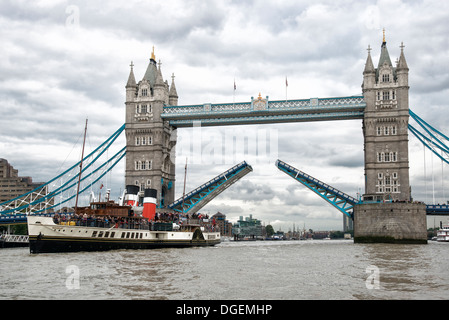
[2,32,449,244]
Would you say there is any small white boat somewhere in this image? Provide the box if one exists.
[437,223,449,242]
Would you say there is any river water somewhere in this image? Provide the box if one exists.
[1,239,448,300]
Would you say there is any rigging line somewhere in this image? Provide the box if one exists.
[409,124,449,206]
[432,137,435,205]
[442,150,446,203]
[409,125,449,162]
[35,150,127,213]
[409,110,449,150]
[424,141,428,205]
[409,116,449,153]
[33,140,119,204]
[410,110,449,141]
[0,124,125,206]
[32,147,126,207]
[84,123,93,188]
[75,118,88,213]
[31,149,126,214]
[0,147,126,214]
[55,130,84,179]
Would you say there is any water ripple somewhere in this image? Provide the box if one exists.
[0,240,448,299]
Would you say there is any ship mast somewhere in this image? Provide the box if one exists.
[74,118,88,214]
[181,157,187,214]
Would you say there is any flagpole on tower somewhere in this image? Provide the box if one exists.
[285,76,288,102]
[233,78,236,104]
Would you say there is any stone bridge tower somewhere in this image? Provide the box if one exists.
[362,31,411,202]
[355,32,426,244]
[124,48,178,208]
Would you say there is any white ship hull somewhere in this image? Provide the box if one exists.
[437,225,449,242]
[27,216,221,254]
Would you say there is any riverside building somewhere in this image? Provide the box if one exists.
[0,158,50,210]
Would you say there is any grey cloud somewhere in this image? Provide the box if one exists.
[0,1,65,24]
[202,202,245,216]
[327,151,364,168]
[211,179,277,203]
[72,1,228,45]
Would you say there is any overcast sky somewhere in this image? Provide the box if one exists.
[1,0,449,231]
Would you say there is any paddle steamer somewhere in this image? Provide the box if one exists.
[27,120,220,253]
[27,190,220,254]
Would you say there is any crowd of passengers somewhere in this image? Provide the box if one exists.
[52,211,217,231]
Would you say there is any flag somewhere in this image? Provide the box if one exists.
[286,76,288,87]
[233,79,236,104]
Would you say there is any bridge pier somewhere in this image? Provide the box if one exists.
[353,202,427,244]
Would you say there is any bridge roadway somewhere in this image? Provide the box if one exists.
[169,161,253,214]
[276,159,357,219]
[425,205,449,215]
[161,95,366,127]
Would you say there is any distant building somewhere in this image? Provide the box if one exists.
[232,214,264,239]
[212,211,233,237]
[0,158,51,212]
[312,231,330,239]
[343,214,353,232]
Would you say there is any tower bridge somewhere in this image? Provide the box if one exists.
[121,32,427,243]
[2,33,449,244]
[161,95,366,127]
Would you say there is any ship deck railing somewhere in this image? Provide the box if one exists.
[53,216,219,232]
[0,234,29,243]
[54,216,150,230]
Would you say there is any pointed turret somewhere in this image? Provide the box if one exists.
[155,59,165,86]
[362,45,376,91]
[378,29,393,68]
[396,42,409,88]
[375,29,396,83]
[126,61,137,103]
[153,59,167,102]
[364,45,375,74]
[169,73,178,106]
[397,42,408,70]
[126,61,137,88]
[143,46,158,87]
